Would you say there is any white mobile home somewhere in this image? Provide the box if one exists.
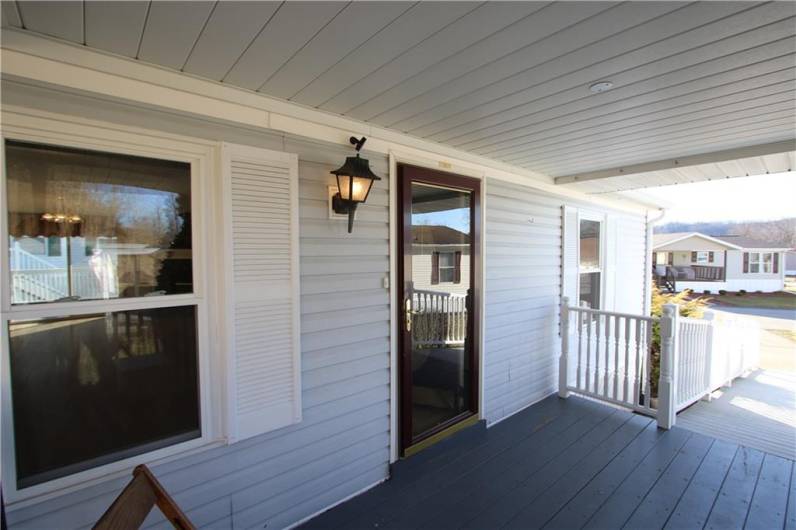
[652,232,790,293]
[0,2,794,529]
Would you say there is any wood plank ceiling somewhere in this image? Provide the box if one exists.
[2,1,795,183]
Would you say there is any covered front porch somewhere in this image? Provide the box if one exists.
[302,394,795,529]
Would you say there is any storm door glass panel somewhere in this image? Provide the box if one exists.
[410,183,471,439]
[8,305,200,488]
[5,141,192,304]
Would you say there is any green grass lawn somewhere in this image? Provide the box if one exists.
[707,291,796,310]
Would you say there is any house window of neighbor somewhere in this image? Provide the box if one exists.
[749,252,773,273]
[438,251,456,283]
[695,251,709,264]
[3,140,200,490]
[578,219,601,309]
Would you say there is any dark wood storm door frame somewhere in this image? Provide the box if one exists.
[397,164,481,456]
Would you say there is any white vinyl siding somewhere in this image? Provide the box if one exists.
[3,92,390,530]
[222,144,301,442]
[484,179,647,425]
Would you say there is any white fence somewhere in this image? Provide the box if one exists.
[676,312,760,410]
[560,298,760,429]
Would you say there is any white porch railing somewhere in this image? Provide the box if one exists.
[559,299,658,418]
[559,298,759,429]
[11,267,105,304]
[676,311,760,410]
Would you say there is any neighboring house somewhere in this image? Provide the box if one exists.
[652,232,790,293]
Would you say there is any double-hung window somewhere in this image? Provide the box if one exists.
[578,218,602,309]
[695,251,709,264]
[2,140,205,495]
[749,252,774,273]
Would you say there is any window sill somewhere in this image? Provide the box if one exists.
[4,435,227,510]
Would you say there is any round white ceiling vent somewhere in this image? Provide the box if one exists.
[589,81,614,93]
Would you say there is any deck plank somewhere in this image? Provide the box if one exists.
[623,432,714,529]
[460,409,635,529]
[582,428,693,530]
[300,395,570,529]
[504,415,654,529]
[663,439,738,530]
[380,398,616,529]
[543,424,679,530]
[703,446,765,530]
[745,453,794,530]
[299,396,795,530]
[786,462,796,530]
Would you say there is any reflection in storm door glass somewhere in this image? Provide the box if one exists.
[5,141,192,305]
[410,183,471,439]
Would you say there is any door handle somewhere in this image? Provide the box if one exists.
[405,297,412,332]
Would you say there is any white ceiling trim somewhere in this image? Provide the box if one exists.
[555,140,796,184]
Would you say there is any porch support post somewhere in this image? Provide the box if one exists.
[657,303,678,429]
[559,296,571,398]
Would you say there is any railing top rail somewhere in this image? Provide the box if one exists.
[413,289,467,298]
[566,305,657,322]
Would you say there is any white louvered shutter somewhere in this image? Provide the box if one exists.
[561,205,578,306]
[221,143,301,443]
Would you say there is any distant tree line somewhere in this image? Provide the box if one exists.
[655,217,796,248]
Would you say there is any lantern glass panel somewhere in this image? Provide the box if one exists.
[337,175,372,203]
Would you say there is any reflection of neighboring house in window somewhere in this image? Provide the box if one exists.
[652,232,790,293]
[411,225,470,296]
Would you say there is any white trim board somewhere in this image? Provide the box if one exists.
[0,29,650,215]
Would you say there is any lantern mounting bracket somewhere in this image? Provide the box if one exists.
[349,136,367,152]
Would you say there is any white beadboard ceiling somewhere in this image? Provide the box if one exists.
[2,0,795,192]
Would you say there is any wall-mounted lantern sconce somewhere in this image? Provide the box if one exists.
[330,136,381,233]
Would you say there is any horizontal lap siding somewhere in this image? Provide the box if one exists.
[4,86,391,530]
[484,179,562,425]
[483,179,647,425]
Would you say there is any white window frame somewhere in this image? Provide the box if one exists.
[576,211,605,310]
[749,252,774,274]
[0,110,223,507]
[695,251,709,264]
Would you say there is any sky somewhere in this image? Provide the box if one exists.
[623,171,796,223]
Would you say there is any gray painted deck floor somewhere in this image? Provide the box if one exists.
[301,395,796,530]
[677,369,796,460]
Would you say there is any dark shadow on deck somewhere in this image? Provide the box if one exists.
[301,395,796,530]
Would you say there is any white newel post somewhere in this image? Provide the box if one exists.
[658,303,678,429]
[559,297,571,399]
